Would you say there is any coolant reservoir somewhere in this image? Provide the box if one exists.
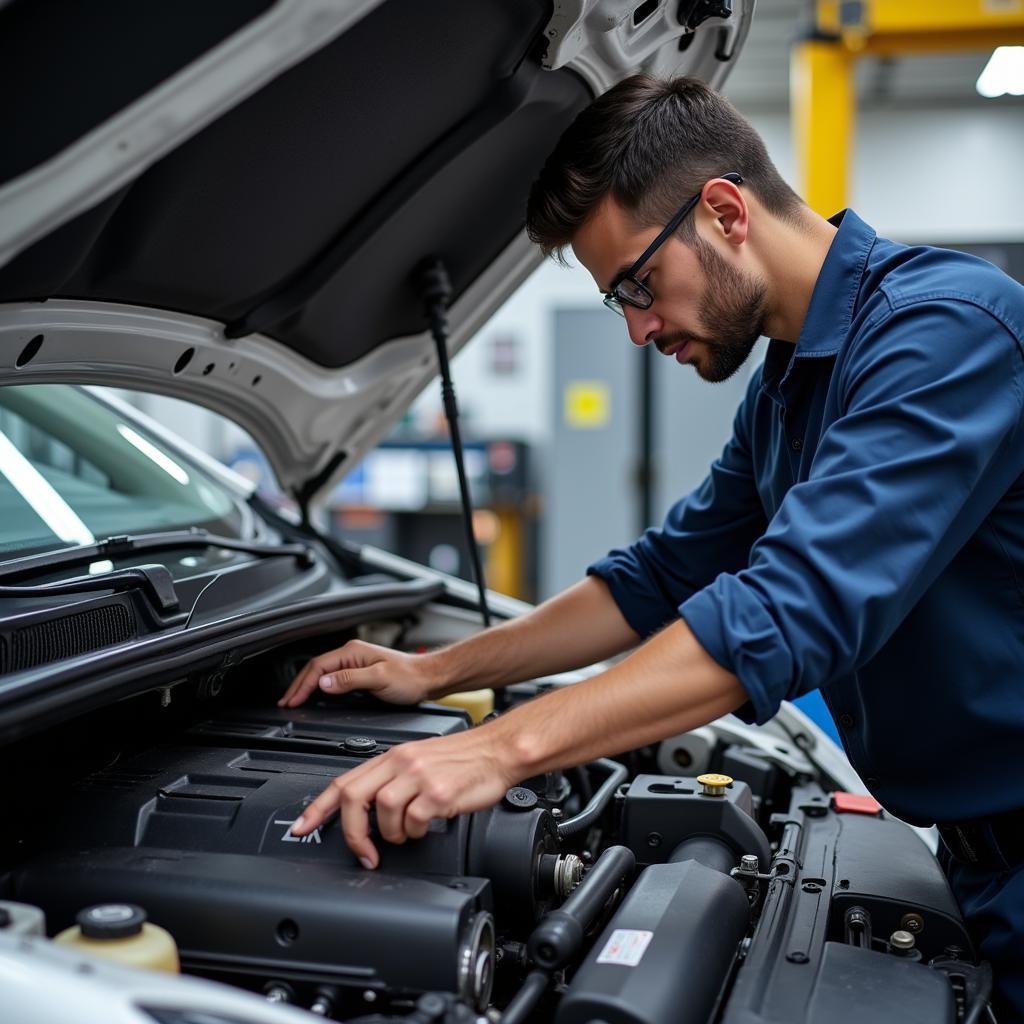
[54,903,180,973]
[435,688,495,724]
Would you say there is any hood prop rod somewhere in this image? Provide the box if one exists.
[418,257,491,630]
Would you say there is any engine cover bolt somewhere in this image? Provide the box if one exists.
[697,773,733,797]
[900,912,924,934]
[740,855,759,874]
[264,984,292,1004]
[417,994,446,1017]
[343,736,376,754]
[890,929,916,952]
[646,832,663,848]
[310,990,335,1016]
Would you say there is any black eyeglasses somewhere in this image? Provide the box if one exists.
[602,172,744,316]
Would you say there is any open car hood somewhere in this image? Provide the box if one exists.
[0,0,752,502]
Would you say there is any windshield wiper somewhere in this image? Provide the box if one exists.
[0,564,183,621]
[0,529,315,584]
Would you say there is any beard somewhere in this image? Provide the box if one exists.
[657,235,769,383]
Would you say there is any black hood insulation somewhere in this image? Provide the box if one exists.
[0,0,590,370]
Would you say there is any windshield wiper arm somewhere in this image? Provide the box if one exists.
[0,529,315,584]
[0,564,182,619]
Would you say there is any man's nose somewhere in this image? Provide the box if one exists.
[623,304,662,348]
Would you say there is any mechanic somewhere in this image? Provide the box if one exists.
[284,75,1024,1019]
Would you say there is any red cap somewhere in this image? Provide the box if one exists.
[832,792,882,816]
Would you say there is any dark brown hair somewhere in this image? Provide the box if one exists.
[526,74,804,260]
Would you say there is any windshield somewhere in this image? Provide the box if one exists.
[0,385,245,558]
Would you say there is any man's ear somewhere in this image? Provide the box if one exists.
[701,177,748,247]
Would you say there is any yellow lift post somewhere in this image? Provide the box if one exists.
[792,0,1024,217]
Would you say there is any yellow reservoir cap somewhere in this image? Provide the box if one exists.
[434,688,495,725]
[697,773,734,797]
[54,904,179,973]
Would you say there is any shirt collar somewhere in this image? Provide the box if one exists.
[796,208,877,357]
[761,209,877,399]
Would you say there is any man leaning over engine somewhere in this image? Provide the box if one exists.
[281,76,1024,1019]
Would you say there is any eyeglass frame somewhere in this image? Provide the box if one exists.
[601,171,744,317]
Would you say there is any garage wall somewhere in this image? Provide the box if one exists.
[755,104,1024,242]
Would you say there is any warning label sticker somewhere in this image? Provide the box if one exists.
[595,929,654,967]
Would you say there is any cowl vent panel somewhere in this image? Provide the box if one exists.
[0,603,136,674]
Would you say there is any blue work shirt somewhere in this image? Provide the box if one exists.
[589,210,1024,827]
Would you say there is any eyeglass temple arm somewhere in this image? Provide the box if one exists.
[624,172,744,276]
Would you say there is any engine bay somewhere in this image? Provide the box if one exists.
[0,638,987,1023]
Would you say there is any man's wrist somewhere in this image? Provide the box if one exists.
[420,647,460,701]
[485,710,548,779]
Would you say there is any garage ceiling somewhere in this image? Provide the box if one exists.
[721,0,1005,112]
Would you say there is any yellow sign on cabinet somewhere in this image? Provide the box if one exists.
[564,381,610,429]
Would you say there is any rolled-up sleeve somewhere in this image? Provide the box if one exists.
[588,370,769,639]
[681,299,1024,725]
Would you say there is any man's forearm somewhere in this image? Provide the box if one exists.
[290,613,750,864]
[486,616,748,775]
[428,576,640,697]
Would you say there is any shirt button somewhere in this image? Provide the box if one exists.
[791,437,803,451]
[839,713,855,728]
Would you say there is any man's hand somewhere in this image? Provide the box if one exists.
[287,619,745,869]
[279,579,639,711]
[278,640,441,708]
[288,727,517,868]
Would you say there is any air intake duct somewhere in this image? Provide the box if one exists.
[555,859,749,1024]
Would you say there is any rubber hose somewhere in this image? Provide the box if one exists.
[557,758,627,838]
[527,845,636,971]
[498,969,549,1024]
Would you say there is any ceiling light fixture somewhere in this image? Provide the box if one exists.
[976,46,1024,98]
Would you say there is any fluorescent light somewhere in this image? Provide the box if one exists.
[0,429,95,545]
[977,46,1024,98]
[117,424,190,486]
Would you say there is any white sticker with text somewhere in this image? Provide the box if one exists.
[595,929,654,967]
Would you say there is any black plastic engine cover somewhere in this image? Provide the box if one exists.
[829,813,970,957]
[721,786,970,1023]
[44,740,478,876]
[805,942,955,1022]
[10,699,540,1008]
[36,702,475,875]
[15,845,490,1000]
